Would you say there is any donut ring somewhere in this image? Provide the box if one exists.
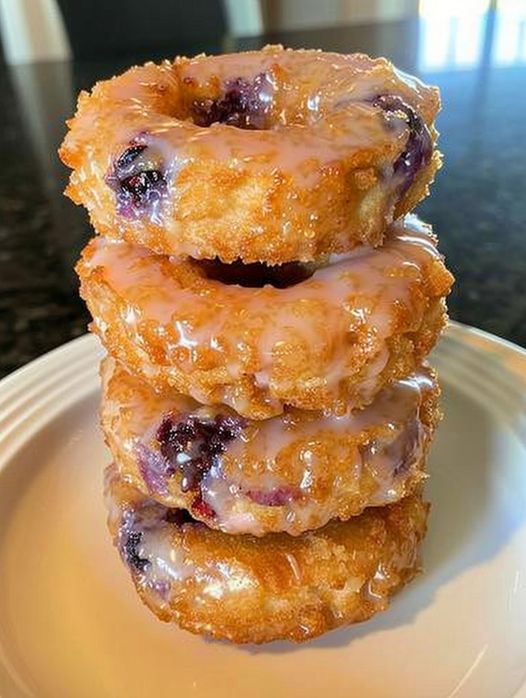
[101,357,439,536]
[60,45,441,264]
[78,215,453,419]
[106,468,428,644]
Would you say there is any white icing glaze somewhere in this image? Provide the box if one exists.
[63,47,441,274]
[106,355,435,535]
[85,216,442,409]
[70,48,435,209]
[103,99,396,196]
[228,371,430,459]
[130,515,258,605]
[139,526,193,587]
[198,371,431,534]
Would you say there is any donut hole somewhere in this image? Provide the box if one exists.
[185,74,273,130]
[196,258,317,288]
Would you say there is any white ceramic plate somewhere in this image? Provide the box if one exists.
[0,322,525,698]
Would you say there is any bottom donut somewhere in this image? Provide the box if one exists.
[106,466,429,644]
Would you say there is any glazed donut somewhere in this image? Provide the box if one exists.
[106,467,428,644]
[101,356,440,536]
[78,214,453,419]
[60,45,441,264]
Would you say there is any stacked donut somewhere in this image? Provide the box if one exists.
[60,46,453,644]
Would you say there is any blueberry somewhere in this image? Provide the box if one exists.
[190,73,271,130]
[107,141,167,216]
[122,529,149,572]
[116,144,147,169]
[372,94,433,194]
[156,413,245,493]
[119,170,165,207]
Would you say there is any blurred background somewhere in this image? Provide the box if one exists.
[0,0,525,377]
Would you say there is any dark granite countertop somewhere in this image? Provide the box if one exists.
[1,12,526,378]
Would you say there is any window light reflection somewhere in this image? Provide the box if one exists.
[418,0,526,71]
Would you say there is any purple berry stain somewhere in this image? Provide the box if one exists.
[373,94,432,194]
[358,418,422,478]
[391,420,422,476]
[190,73,272,130]
[107,140,167,217]
[245,486,298,507]
[137,442,172,497]
[156,413,245,507]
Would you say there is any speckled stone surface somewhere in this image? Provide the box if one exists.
[0,19,525,379]
[0,63,90,376]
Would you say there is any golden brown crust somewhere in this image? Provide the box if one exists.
[106,468,429,644]
[60,46,441,264]
[77,215,453,419]
[101,356,440,535]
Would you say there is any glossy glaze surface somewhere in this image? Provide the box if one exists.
[102,358,440,535]
[106,465,428,643]
[78,214,452,416]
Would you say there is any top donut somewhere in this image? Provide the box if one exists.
[60,45,441,264]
